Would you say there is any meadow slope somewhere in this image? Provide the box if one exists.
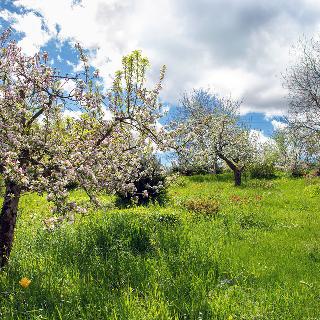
[0,174,319,319]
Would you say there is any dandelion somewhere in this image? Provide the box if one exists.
[19,277,31,288]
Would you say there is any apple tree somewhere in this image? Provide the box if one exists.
[0,29,166,267]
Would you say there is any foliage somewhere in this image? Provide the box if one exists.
[249,160,276,179]
[170,88,256,185]
[170,162,221,176]
[115,155,167,206]
[0,29,167,266]
[285,37,320,135]
[249,137,278,179]
[0,30,166,208]
[283,37,320,175]
[273,126,319,177]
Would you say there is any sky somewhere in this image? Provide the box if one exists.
[1,0,320,138]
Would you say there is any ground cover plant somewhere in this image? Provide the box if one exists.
[0,173,319,319]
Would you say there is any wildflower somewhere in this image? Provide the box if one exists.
[19,277,31,288]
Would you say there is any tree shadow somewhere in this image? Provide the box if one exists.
[188,173,233,183]
[2,211,221,319]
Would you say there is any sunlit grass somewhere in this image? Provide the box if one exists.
[0,174,319,319]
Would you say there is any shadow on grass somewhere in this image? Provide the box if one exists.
[188,173,234,183]
[2,212,221,319]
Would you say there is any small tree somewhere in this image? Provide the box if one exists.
[285,37,320,135]
[274,126,320,176]
[249,141,277,179]
[171,89,255,186]
[284,37,320,173]
[0,30,166,268]
[115,154,167,206]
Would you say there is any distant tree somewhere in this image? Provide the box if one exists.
[285,37,320,134]
[0,29,166,268]
[274,126,320,176]
[115,154,167,206]
[171,89,255,186]
[249,138,278,179]
[284,36,320,174]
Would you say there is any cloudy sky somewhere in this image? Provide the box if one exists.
[1,0,320,135]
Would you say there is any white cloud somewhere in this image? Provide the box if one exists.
[102,108,113,121]
[63,107,113,121]
[63,109,82,119]
[63,79,76,93]
[4,0,320,115]
[264,109,287,120]
[250,129,272,145]
[1,9,51,55]
[155,121,163,133]
[271,119,288,131]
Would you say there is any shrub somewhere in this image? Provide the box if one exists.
[116,156,167,207]
[305,168,320,178]
[171,162,223,176]
[249,161,276,179]
[291,166,306,177]
[65,180,79,191]
[184,197,220,216]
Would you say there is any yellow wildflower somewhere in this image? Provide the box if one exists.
[19,277,31,288]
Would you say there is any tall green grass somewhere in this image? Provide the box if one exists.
[0,174,319,319]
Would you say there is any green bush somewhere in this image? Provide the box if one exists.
[171,162,223,176]
[291,165,306,177]
[65,180,79,191]
[249,161,276,179]
[116,156,167,207]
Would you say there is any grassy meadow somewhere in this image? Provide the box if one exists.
[0,173,319,319]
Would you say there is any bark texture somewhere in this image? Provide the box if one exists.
[0,180,21,268]
[217,152,243,186]
[234,169,242,186]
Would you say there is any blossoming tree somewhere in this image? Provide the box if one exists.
[274,125,320,176]
[284,37,320,174]
[285,37,320,135]
[171,89,255,186]
[0,29,166,268]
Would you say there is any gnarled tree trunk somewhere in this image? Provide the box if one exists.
[0,180,21,268]
[234,169,242,186]
[217,152,243,186]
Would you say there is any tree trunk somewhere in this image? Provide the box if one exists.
[217,152,243,186]
[233,169,242,186]
[0,180,21,268]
